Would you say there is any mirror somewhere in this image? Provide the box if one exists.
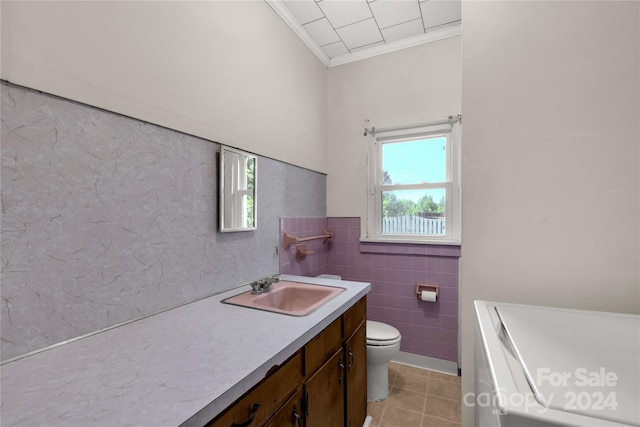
[219,146,257,232]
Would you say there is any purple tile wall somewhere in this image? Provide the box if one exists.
[280,216,460,363]
[327,217,460,363]
[279,217,331,277]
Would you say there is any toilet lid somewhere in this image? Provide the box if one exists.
[366,320,401,345]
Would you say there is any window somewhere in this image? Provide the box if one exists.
[366,119,461,244]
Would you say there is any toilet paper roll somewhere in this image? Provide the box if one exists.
[420,290,437,302]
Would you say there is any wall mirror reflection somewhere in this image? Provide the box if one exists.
[219,146,257,232]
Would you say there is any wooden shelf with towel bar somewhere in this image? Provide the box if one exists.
[283,229,333,261]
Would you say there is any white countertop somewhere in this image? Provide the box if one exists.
[0,275,370,427]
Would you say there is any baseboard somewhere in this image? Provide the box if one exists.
[362,415,373,427]
[392,351,459,376]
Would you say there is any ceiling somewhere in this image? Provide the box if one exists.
[267,0,462,67]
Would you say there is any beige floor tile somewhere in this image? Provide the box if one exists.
[386,387,427,414]
[368,400,386,426]
[367,365,463,427]
[397,364,431,379]
[421,414,462,427]
[379,406,423,427]
[424,396,462,424]
[394,369,430,394]
[429,371,461,385]
[427,378,461,401]
[389,362,402,371]
[388,367,398,388]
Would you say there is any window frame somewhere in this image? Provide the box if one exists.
[365,121,461,244]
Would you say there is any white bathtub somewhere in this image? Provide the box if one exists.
[474,300,639,427]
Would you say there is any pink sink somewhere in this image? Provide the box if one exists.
[222,281,345,316]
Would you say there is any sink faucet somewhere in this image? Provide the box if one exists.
[250,274,280,294]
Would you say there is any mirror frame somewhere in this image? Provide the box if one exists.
[219,145,257,232]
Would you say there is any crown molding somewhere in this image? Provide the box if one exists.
[266,0,461,68]
[265,0,330,67]
[328,23,461,67]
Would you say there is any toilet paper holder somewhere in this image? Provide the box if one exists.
[416,284,439,301]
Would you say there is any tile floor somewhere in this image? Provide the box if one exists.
[367,362,462,427]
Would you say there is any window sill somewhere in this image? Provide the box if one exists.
[359,238,461,257]
[359,237,461,246]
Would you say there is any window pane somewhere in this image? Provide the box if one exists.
[381,189,445,235]
[382,137,446,185]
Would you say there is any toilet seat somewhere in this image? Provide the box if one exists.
[366,320,401,346]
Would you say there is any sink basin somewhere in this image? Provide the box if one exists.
[222,281,345,316]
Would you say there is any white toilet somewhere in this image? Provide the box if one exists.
[366,320,401,401]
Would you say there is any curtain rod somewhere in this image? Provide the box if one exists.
[364,114,461,137]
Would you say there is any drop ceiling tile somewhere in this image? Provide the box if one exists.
[420,0,461,30]
[282,0,324,25]
[322,41,350,57]
[370,0,421,29]
[270,0,462,65]
[351,40,385,52]
[318,0,372,29]
[303,18,341,46]
[336,18,383,50]
[381,18,424,43]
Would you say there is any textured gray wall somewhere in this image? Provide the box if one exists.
[0,82,326,360]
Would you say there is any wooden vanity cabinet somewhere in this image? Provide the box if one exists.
[207,296,366,427]
[207,351,303,427]
[345,323,367,427]
[342,297,368,427]
[304,316,343,376]
[303,297,367,427]
[263,389,304,427]
[304,347,345,427]
[343,296,366,339]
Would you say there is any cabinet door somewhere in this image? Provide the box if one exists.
[263,389,303,427]
[304,348,345,427]
[345,323,367,427]
[207,352,303,427]
[343,297,366,339]
[304,317,342,376]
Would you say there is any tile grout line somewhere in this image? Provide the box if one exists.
[422,370,431,426]
[425,371,463,426]
[369,366,462,426]
[374,368,395,426]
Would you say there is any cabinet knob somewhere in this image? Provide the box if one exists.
[339,358,345,384]
[348,348,354,371]
[231,402,261,427]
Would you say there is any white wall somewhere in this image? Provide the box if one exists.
[0,1,328,173]
[461,1,639,424]
[326,36,462,226]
